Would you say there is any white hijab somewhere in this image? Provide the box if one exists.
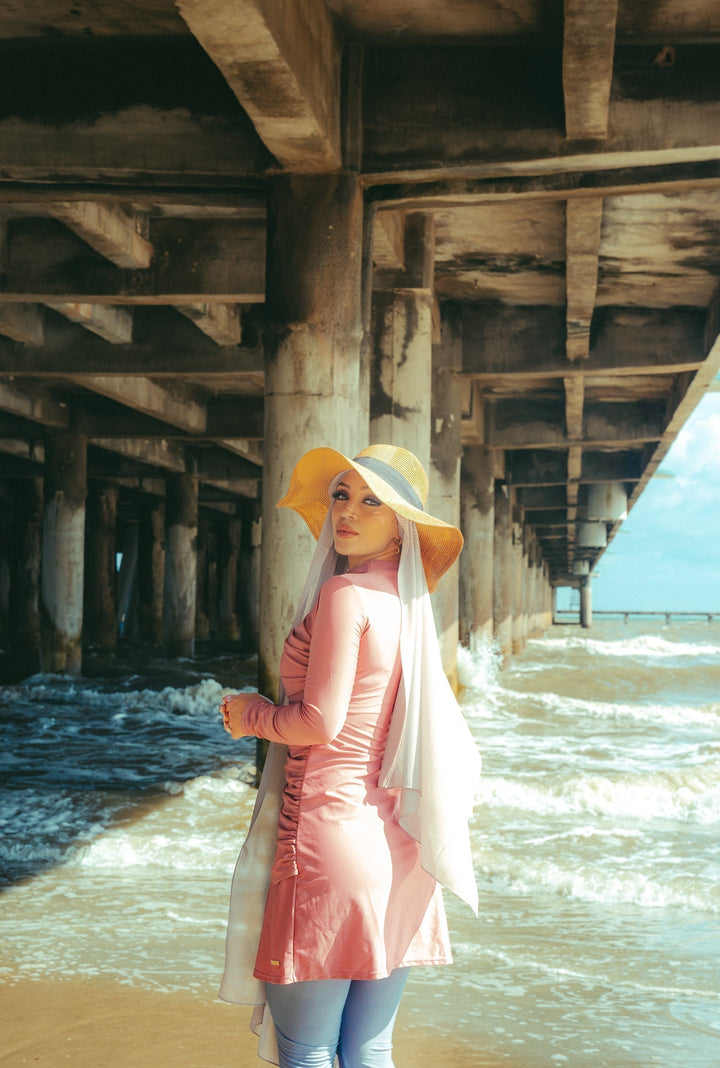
[219,494,482,1061]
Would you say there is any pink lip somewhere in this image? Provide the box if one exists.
[336,527,357,537]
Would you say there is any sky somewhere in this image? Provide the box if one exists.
[558,384,720,613]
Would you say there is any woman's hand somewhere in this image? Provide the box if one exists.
[220,692,258,740]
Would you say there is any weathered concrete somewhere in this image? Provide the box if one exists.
[493,483,513,666]
[511,522,526,656]
[459,446,495,649]
[162,472,198,658]
[580,578,593,629]
[429,303,463,688]
[370,215,435,472]
[218,513,242,641]
[137,497,164,646]
[40,431,87,675]
[84,482,118,649]
[11,478,42,675]
[260,174,367,699]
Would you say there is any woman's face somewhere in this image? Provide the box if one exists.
[331,468,400,568]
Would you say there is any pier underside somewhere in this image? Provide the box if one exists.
[1,0,719,676]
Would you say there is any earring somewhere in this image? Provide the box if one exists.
[393,536,402,555]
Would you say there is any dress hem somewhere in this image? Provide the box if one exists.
[254,956,452,985]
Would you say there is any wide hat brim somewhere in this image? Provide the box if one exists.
[277,446,463,592]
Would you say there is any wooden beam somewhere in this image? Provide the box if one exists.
[47,303,134,343]
[0,303,45,344]
[72,376,207,435]
[50,201,153,269]
[563,0,618,140]
[91,436,186,473]
[488,398,665,448]
[565,198,603,361]
[0,219,266,304]
[176,303,243,345]
[462,306,706,379]
[176,0,342,171]
[564,376,585,440]
[0,381,69,429]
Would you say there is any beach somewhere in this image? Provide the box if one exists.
[2,620,719,1067]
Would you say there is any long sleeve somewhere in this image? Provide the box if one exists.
[237,578,367,746]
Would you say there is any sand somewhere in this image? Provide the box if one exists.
[0,978,478,1068]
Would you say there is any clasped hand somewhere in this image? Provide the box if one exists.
[220,692,257,739]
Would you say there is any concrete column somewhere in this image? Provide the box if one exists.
[138,496,164,646]
[163,471,198,657]
[84,482,118,649]
[429,303,463,689]
[11,478,42,676]
[195,517,211,641]
[370,214,435,472]
[218,512,242,641]
[459,446,494,649]
[238,499,261,653]
[511,522,525,655]
[0,487,11,646]
[493,483,513,665]
[580,578,593,628]
[40,431,87,675]
[261,174,367,698]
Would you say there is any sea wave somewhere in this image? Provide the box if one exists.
[530,634,720,661]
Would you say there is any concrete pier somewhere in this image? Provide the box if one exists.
[11,479,42,676]
[459,447,495,650]
[162,472,198,658]
[260,174,367,699]
[493,484,513,665]
[40,432,87,675]
[84,482,118,650]
[138,498,164,647]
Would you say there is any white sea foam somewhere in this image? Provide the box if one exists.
[479,762,720,824]
[507,688,720,728]
[531,634,720,660]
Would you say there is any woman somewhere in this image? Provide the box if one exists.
[219,444,481,1068]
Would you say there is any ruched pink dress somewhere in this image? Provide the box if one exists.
[237,557,451,985]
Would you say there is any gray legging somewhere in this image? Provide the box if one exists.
[265,968,409,1068]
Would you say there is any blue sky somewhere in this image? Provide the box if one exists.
[559,385,720,612]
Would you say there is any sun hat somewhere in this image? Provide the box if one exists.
[277,444,463,591]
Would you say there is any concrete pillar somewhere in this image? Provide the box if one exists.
[260,174,367,698]
[493,483,513,665]
[238,499,261,653]
[459,446,494,648]
[138,496,164,646]
[218,512,242,641]
[40,431,87,675]
[84,482,118,649]
[429,303,463,689]
[0,487,11,646]
[163,471,198,657]
[195,517,211,641]
[11,478,42,676]
[580,578,593,628]
[511,522,525,655]
[370,215,435,473]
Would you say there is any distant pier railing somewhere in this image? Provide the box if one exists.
[554,609,718,624]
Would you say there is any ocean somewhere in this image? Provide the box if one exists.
[1,620,719,1067]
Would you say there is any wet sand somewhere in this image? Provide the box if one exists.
[0,978,480,1068]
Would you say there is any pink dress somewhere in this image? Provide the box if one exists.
[238,557,451,984]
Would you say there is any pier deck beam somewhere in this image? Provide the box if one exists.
[260,174,367,700]
[40,432,87,675]
[163,471,198,658]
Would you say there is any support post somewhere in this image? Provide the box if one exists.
[580,578,593,628]
[84,482,118,649]
[460,446,495,649]
[260,174,367,700]
[218,511,242,641]
[429,303,463,689]
[138,496,165,646]
[493,483,513,665]
[40,431,87,675]
[163,471,198,657]
[11,478,43,676]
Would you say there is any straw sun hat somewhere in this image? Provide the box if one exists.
[277,444,463,592]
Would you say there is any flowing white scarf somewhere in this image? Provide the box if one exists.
[219,496,481,1062]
